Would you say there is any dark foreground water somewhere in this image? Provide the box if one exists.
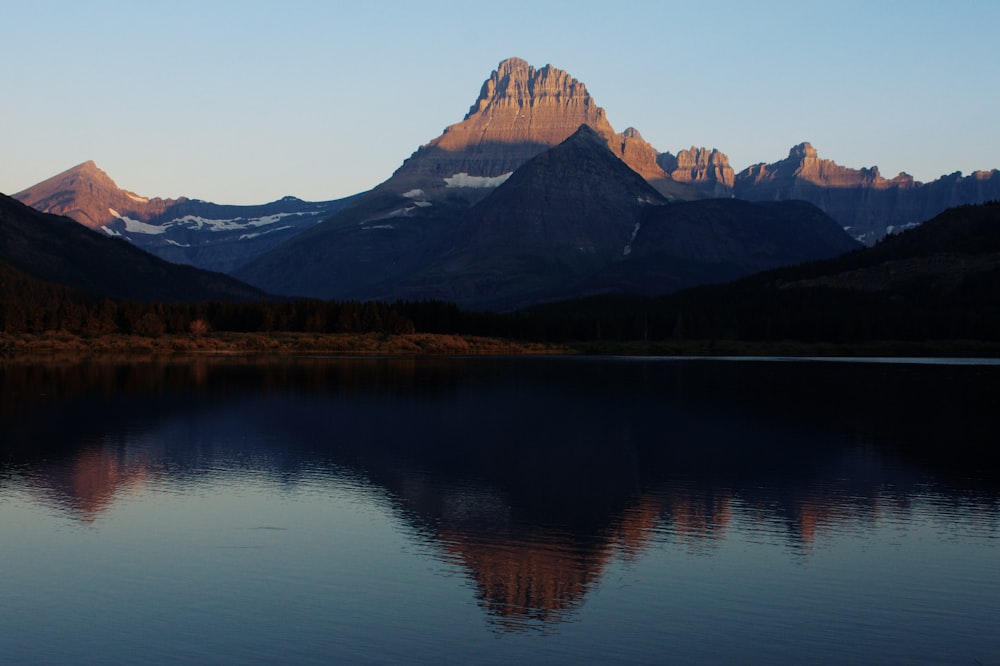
[1,355,999,665]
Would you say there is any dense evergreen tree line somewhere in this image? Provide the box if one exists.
[1,262,418,336]
[3,257,998,343]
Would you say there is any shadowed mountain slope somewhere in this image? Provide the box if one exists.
[0,193,266,302]
[622,202,1000,343]
[239,126,860,311]
[386,125,670,309]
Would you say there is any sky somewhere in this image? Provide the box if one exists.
[2,0,998,205]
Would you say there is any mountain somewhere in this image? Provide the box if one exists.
[18,56,1000,266]
[583,198,860,299]
[239,126,860,310]
[641,201,1000,343]
[13,161,356,273]
[288,56,702,236]
[0,193,266,302]
[656,142,1000,244]
[775,201,1000,297]
[378,57,698,204]
[386,125,670,309]
[731,143,1000,244]
[12,160,177,230]
[395,127,857,310]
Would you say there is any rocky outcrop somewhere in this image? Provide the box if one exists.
[383,57,697,202]
[737,142,916,192]
[658,147,736,196]
[734,143,1000,243]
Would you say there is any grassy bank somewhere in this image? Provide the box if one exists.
[3,332,998,360]
[0,331,568,358]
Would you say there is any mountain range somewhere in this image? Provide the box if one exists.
[13,160,357,274]
[234,126,859,309]
[7,57,998,311]
[0,193,265,303]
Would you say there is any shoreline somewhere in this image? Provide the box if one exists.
[2,331,999,361]
[0,331,568,359]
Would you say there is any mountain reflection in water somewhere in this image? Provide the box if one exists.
[2,356,999,639]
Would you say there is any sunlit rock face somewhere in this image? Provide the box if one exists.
[658,146,736,197]
[734,143,1000,244]
[383,57,695,201]
[13,161,178,230]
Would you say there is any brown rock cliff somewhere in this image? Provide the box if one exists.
[659,146,736,196]
[385,58,694,200]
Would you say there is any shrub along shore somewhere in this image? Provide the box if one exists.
[0,331,567,358]
[3,331,998,360]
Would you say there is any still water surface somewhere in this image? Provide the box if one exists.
[1,356,999,664]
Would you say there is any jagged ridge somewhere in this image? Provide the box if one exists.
[382,57,695,201]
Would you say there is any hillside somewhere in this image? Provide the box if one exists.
[523,202,1000,344]
[0,193,266,303]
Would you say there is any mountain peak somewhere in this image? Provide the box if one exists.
[465,56,593,120]
[789,142,819,160]
[410,121,668,309]
[52,160,118,187]
[14,161,177,230]
[564,123,606,145]
[382,58,695,202]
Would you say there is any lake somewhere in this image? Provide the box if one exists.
[1,355,999,664]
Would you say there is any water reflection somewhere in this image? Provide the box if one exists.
[2,356,999,633]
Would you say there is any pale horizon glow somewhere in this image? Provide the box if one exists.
[2,0,998,205]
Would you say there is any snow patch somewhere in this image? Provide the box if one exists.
[100,226,120,237]
[238,225,293,241]
[444,172,512,188]
[385,200,436,217]
[623,222,641,256]
[885,223,919,236]
[168,212,298,232]
[109,208,167,235]
[125,191,149,204]
[402,189,426,199]
[165,239,190,247]
[363,224,396,230]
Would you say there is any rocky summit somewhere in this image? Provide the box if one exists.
[380,57,696,202]
[14,161,179,231]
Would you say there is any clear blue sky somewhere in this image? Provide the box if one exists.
[2,0,998,204]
